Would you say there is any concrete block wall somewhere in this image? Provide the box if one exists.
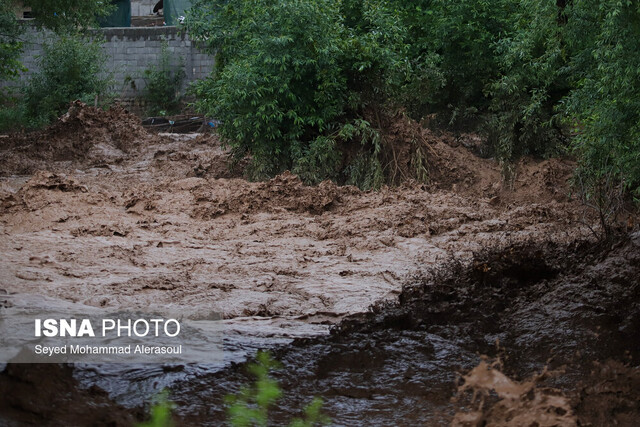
[11,28,56,82]
[2,25,215,103]
[131,0,158,17]
[100,26,215,99]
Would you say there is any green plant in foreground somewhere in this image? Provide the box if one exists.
[137,390,175,427]
[139,352,329,427]
[226,351,330,427]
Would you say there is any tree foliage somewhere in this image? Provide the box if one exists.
[484,0,570,178]
[390,0,516,119]
[0,0,114,82]
[0,0,24,82]
[563,0,640,199]
[21,0,115,32]
[185,0,640,198]
[2,0,634,202]
[187,0,408,184]
[485,0,640,197]
[22,34,111,125]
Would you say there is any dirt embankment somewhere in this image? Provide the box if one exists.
[0,101,150,176]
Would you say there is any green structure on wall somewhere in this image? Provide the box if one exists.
[164,0,192,26]
[99,0,131,27]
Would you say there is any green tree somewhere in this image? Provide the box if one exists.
[187,0,408,185]
[484,0,570,178]
[486,0,640,201]
[0,0,114,82]
[184,0,640,203]
[0,0,24,82]
[22,34,111,125]
[391,0,517,120]
[563,0,640,200]
[21,0,114,32]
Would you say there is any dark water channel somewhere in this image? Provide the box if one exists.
[2,236,640,426]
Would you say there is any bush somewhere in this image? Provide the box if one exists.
[563,0,640,200]
[225,351,330,427]
[0,0,24,83]
[137,391,174,427]
[142,42,186,116]
[187,0,409,187]
[138,352,329,427]
[0,102,28,133]
[22,34,111,126]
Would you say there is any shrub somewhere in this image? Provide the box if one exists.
[142,42,186,116]
[484,0,570,180]
[137,391,174,427]
[22,34,111,125]
[0,0,25,83]
[187,0,409,187]
[0,102,27,133]
[225,351,330,427]
[138,352,330,427]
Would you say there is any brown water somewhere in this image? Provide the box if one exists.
[2,108,636,425]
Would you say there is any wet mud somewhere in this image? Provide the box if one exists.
[0,103,637,425]
[157,236,640,426]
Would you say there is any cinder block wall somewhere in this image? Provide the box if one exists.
[101,26,215,99]
[131,0,158,17]
[2,25,215,103]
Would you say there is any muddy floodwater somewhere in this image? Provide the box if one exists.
[0,105,638,425]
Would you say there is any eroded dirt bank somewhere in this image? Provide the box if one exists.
[1,104,630,425]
